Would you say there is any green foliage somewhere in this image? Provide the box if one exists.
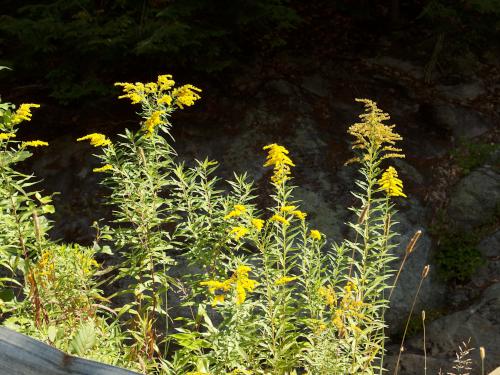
[451,139,499,174]
[0,0,299,103]
[430,206,488,284]
[1,77,412,374]
[419,0,500,73]
[0,97,134,370]
[435,231,484,283]
[89,83,407,373]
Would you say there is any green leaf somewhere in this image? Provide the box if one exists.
[69,322,96,356]
[0,288,15,302]
[47,325,57,342]
[42,205,55,214]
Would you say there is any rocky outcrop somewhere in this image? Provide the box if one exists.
[447,167,500,230]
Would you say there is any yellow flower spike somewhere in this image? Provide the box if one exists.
[263,143,295,184]
[93,164,113,173]
[310,229,322,240]
[235,264,252,276]
[235,283,246,305]
[234,266,257,305]
[348,99,405,160]
[224,204,246,220]
[157,74,175,91]
[234,204,246,212]
[0,133,16,140]
[378,166,407,198]
[22,140,48,147]
[157,95,173,106]
[211,294,225,306]
[171,84,202,109]
[291,210,307,220]
[143,110,165,137]
[144,82,158,94]
[274,276,298,286]
[201,266,257,306]
[11,103,40,125]
[200,280,231,294]
[280,205,296,212]
[251,218,265,231]
[229,226,249,240]
[77,133,111,147]
[270,214,290,226]
[318,285,336,307]
[115,82,145,104]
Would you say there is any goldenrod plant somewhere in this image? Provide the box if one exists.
[1,75,425,374]
[0,98,133,370]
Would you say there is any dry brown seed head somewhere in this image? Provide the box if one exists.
[406,230,422,254]
[358,202,370,224]
[32,210,41,242]
[422,265,430,278]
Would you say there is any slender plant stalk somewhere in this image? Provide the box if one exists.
[422,310,427,375]
[388,230,422,301]
[394,265,430,375]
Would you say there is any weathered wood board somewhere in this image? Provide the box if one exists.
[0,326,140,375]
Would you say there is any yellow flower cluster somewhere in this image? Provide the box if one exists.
[318,285,336,307]
[310,229,322,240]
[93,164,113,173]
[263,143,295,184]
[0,132,15,140]
[251,218,264,231]
[115,75,202,139]
[22,140,48,147]
[200,265,258,306]
[11,103,40,125]
[33,251,56,286]
[291,210,307,220]
[279,206,307,220]
[347,99,404,162]
[270,214,290,226]
[274,275,298,286]
[332,281,366,333]
[171,84,202,109]
[77,133,111,147]
[144,110,165,137]
[378,166,407,198]
[224,204,246,220]
[229,226,249,240]
[115,75,201,109]
[115,82,147,104]
[157,74,175,91]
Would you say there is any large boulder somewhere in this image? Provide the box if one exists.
[447,166,500,230]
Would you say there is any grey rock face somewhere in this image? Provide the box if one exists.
[473,230,500,286]
[447,167,500,230]
[407,282,500,374]
[426,104,494,139]
[385,201,447,334]
[436,80,487,102]
[384,352,451,375]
